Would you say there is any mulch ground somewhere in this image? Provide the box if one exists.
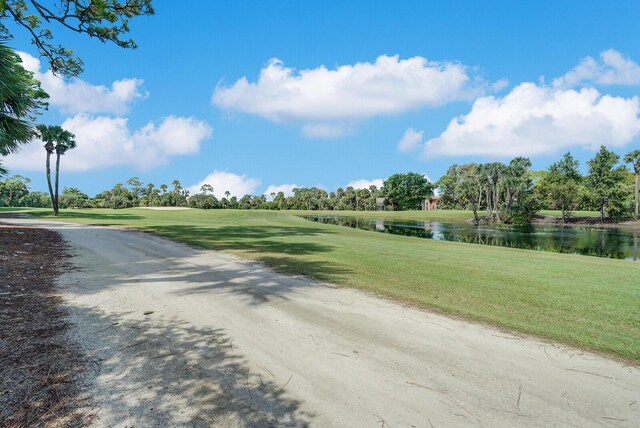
[0,223,92,427]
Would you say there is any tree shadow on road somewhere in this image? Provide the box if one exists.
[56,222,352,305]
[73,305,314,426]
[65,249,351,306]
[133,224,352,288]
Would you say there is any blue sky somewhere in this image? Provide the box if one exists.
[4,0,640,197]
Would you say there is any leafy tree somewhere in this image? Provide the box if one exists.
[59,186,88,208]
[540,153,582,222]
[238,194,252,210]
[1,0,154,77]
[273,191,285,210]
[188,190,217,209]
[0,173,29,205]
[141,182,159,206]
[0,41,48,175]
[504,158,532,206]
[481,162,505,220]
[19,189,50,207]
[223,190,230,208]
[436,164,460,209]
[171,179,188,206]
[624,149,640,219]
[455,163,483,222]
[97,182,132,209]
[126,176,143,201]
[587,146,628,222]
[382,172,433,210]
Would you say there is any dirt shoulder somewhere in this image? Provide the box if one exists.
[0,223,93,427]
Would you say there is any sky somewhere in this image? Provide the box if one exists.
[3,0,640,198]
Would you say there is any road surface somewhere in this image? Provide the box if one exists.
[5,218,639,427]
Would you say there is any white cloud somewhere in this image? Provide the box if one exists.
[264,184,298,199]
[5,115,213,171]
[421,82,640,157]
[213,55,483,137]
[397,127,424,152]
[491,78,509,92]
[553,49,640,88]
[18,51,146,115]
[346,178,384,189]
[188,171,261,199]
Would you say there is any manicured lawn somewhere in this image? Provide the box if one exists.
[3,207,639,360]
[539,210,602,218]
[289,209,475,222]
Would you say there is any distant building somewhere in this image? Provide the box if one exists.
[376,197,386,211]
[421,195,440,210]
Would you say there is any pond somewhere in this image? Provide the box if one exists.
[303,215,640,261]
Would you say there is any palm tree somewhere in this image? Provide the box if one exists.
[0,42,48,174]
[37,125,75,215]
[37,125,57,212]
[145,183,156,206]
[200,184,214,195]
[625,150,640,219]
[53,129,76,215]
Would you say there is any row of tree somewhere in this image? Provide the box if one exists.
[436,147,640,222]
[1,172,434,212]
[3,146,639,224]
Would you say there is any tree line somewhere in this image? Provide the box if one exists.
[3,146,640,224]
[0,172,434,212]
[436,147,640,223]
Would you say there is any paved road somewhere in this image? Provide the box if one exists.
[6,218,639,427]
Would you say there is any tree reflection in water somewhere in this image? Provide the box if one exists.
[304,216,640,261]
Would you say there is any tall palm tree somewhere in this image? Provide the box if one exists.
[625,150,640,219]
[53,129,76,215]
[37,124,75,215]
[0,42,48,174]
[37,124,57,210]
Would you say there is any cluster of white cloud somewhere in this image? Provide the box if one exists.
[397,128,424,153]
[346,178,384,189]
[264,184,298,199]
[553,49,640,88]
[6,52,213,172]
[6,115,213,171]
[213,55,483,137]
[188,171,261,199]
[18,52,146,115]
[399,50,640,158]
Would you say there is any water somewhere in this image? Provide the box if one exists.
[304,215,640,261]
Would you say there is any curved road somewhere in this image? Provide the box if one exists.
[6,218,639,427]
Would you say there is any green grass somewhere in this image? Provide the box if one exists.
[289,209,475,222]
[538,210,602,218]
[2,207,639,360]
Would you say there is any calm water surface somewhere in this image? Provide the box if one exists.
[304,215,640,261]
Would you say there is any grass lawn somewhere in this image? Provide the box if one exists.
[288,209,475,222]
[3,207,639,360]
[538,210,603,218]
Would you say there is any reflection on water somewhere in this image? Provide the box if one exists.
[304,215,640,261]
